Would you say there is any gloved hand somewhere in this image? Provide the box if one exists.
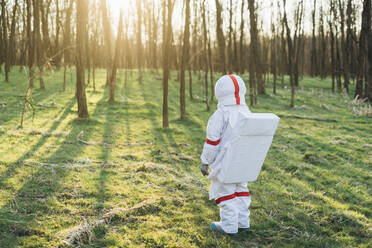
[200,163,209,176]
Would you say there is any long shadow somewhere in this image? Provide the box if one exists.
[95,80,130,212]
[139,77,171,161]
[0,98,75,188]
[123,74,131,145]
[0,68,69,127]
[285,127,371,216]
[0,94,105,247]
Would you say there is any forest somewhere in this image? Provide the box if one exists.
[0,0,371,247]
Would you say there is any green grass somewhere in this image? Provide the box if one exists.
[0,67,371,247]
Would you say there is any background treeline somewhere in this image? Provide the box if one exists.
[0,0,371,126]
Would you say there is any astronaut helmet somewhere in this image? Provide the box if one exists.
[215,74,247,106]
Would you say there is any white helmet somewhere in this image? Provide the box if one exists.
[215,74,247,106]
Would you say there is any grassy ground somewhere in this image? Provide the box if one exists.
[0,67,371,248]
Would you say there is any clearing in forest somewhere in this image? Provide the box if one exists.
[0,69,371,247]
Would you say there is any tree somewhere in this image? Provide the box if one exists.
[26,0,35,87]
[215,0,226,74]
[319,5,326,79]
[109,12,124,102]
[238,0,245,74]
[338,0,350,93]
[136,0,143,83]
[310,0,318,77]
[162,0,174,128]
[356,0,371,100]
[63,0,73,91]
[101,0,112,86]
[248,0,265,95]
[76,0,89,118]
[180,0,190,120]
[282,0,295,107]
[1,0,8,82]
[227,0,233,73]
[33,0,45,89]
[328,1,336,93]
[202,0,210,111]
[270,2,277,94]
[4,0,18,82]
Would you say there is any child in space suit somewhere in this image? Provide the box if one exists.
[200,74,251,235]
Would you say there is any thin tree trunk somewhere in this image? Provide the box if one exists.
[283,0,295,107]
[180,0,190,119]
[202,0,210,111]
[109,12,124,102]
[162,0,174,128]
[76,0,89,118]
[329,10,336,93]
[338,0,350,93]
[101,0,112,86]
[248,0,265,95]
[239,0,245,73]
[310,0,318,76]
[33,0,45,89]
[215,0,226,74]
[5,0,18,82]
[1,0,8,82]
[137,0,143,84]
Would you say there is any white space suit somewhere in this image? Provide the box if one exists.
[201,74,252,234]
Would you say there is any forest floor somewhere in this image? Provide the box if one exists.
[0,68,371,248]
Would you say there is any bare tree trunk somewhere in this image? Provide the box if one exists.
[319,5,327,79]
[109,12,123,102]
[227,0,233,74]
[366,2,372,102]
[310,0,318,77]
[76,0,89,118]
[283,0,295,107]
[63,0,73,91]
[279,2,286,89]
[207,4,214,101]
[1,0,9,82]
[293,1,304,88]
[55,0,61,68]
[329,7,336,93]
[136,0,143,84]
[26,0,34,87]
[151,1,158,70]
[33,0,45,89]
[215,0,226,74]
[180,0,190,119]
[335,23,342,92]
[202,0,210,111]
[5,0,18,82]
[357,0,371,100]
[162,0,174,128]
[248,0,265,94]
[338,0,350,93]
[270,6,277,95]
[101,0,112,86]
[239,0,245,73]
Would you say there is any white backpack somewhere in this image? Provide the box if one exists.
[218,112,280,183]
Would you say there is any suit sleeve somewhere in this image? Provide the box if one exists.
[200,110,225,165]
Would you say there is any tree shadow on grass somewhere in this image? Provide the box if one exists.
[0,68,73,127]
[0,94,105,247]
[0,98,75,189]
[95,99,128,212]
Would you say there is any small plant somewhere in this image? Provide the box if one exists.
[350,95,372,117]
